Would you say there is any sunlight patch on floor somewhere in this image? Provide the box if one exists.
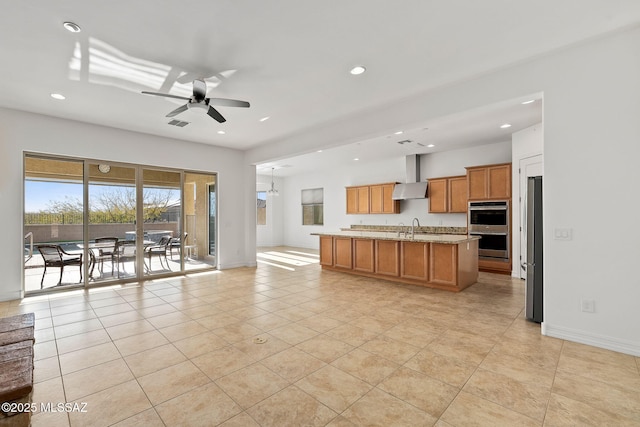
[256,259,296,271]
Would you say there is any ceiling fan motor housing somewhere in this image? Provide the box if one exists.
[187,101,208,112]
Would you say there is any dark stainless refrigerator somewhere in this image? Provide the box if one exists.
[525,176,543,323]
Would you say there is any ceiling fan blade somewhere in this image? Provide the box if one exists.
[207,106,226,123]
[192,79,207,101]
[166,104,189,118]
[208,98,250,108]
[142,91,190,101]
[176,72,197,84]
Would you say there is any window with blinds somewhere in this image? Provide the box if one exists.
[301,188,323,225]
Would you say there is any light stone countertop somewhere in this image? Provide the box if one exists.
[311,230,480,244]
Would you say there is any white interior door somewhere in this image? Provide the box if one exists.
[518,155,543,279]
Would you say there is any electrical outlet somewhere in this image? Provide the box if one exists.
[581,298,595,313]
[554,228,572,240]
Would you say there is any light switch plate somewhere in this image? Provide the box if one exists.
[554,228,572,240]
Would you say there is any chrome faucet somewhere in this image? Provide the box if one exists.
[411,218,420,239]
[397,222,406,238]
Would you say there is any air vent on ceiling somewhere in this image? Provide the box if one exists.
[168,119,190,127]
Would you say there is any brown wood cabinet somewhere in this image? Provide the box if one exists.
[428,175,467,213]
[333,237,353,269]
[428,178,448,213]
[448,176,468,212]
[353,239,375,273]
[319,235,333,266]
[400,241,429,281]
[429,243,457,286]
[370,183,400,214]
[466,163,511,200]
[346,183,399,214]
[375,240,400,277]
[346,187,358,214]
[346,186,370,214]
[317,235,478,292]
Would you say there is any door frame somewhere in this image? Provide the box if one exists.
[517,154,543,279]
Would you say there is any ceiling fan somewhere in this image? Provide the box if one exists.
[141,79,249,123]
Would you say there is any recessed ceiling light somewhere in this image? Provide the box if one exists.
[63,22,81,33]
[350,66,366,75]
[259,116,270,122]
[317,150,323,153]
[427,144,435,148]
[217,130,225,135]
[521,100,535,105]
[500,123,512,129]
[354,158,360,161]
[394,131,403,135]
[50,93,66,100]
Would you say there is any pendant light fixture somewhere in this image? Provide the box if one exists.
[267,167,279,196]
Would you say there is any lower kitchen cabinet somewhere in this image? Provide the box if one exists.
[319,235,333,266]
[429,243,456,286]
[400,241,429,281]
[353,238,375,273]
[317,235,478,292]
[333,237,353,269]
[375,240,400,277]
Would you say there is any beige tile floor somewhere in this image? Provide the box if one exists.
[2,247,639,426]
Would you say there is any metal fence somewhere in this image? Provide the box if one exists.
[24,212,176,224]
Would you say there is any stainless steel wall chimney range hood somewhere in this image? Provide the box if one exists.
[392,155,428,200]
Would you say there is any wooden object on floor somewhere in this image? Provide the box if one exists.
[0,313,35,427]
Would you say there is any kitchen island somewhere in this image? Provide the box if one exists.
[312,231,480,292]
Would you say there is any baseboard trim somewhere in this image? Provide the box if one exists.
[543,323,640,356]
[0,290,24,303]
[218,261,256,269]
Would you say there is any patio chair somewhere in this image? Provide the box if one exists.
[144,236,171,271]
[37,244,83,288]
[169,232,188,260]
[93,237,118,276]
[115,240,137,278]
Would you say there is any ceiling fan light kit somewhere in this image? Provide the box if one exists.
[142,79,249,123]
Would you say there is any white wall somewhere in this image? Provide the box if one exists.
[248,27,640,355]
[279,141,511,249]
[0,108,254,301]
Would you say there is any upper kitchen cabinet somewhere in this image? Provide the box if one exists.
[370,183,400,214]
[466,163,511,200]
[346,183,399,214]
[428,175,467,213]
[448,176,468,212]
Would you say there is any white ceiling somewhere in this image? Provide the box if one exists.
[2,1,639,176]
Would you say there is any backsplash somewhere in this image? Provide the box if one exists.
[345,224,467,235]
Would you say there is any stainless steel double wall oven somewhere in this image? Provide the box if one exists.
[468,201,510,261]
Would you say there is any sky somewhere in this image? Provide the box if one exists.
[24,180,180,212]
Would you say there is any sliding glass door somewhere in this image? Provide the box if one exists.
[87,162,137,282]
[24,154,216,294]
[183,172,217,271]
[24,157,85,292]
[142,168,181,277]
